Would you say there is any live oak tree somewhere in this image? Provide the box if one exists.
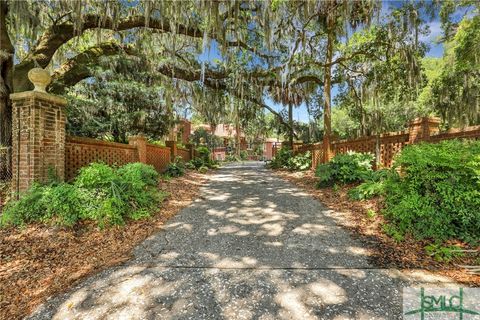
[0,0,293,146]
[334,2,430,137]
[3,0,476,152]
[66,55,175,142]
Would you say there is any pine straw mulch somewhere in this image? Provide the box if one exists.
[0,171,207,320]
[274,169,480,286]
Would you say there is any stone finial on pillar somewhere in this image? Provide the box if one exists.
[28,68,52,93]
[10,87,67,195]
[128,135,147,163]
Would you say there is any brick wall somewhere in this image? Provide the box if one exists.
[177,147,191,162]
[430,125,480,142]
[330,132,410,168]
[146,144,171,173]
[292,118,480,170]
[65,136,138,180]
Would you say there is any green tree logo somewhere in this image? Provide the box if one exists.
[405,288,480,319]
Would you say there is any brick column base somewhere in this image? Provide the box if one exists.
[10,91,67,195]
[165,141,177,161]
[128,135,147,163]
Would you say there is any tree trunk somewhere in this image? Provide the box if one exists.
[0,1,14,147]
[288,103,293,149]
[322,19,334,163]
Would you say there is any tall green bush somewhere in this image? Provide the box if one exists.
[315,151,374,187]
[164,156,186,177]
[269,147,293,169]
[1,162,166,228]
[384,140,480,244]
[287,151,312,171]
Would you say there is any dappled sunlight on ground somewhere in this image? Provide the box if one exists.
[28,162,459,320]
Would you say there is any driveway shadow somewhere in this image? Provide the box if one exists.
[28,162,457,320]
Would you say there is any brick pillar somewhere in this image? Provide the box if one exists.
[185,143,194,160]
[10,91,66,195]
[165,140,177,161]
[408,117,441,144]
[128,135,147,163]
[182,120,191,144]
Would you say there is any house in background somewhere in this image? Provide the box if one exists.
[168,119,192,144]
[191,123,247,161]
[168,119,282,161]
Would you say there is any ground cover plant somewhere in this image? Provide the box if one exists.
[164,156,186,177]
[189,146,219,171]
[382,140,480,245]
[1,162,166,228]
[274,168,480,285]
[225,153,241,162]
[269,147,293,169]
[315,151,374,187]
[0,170,205,320]
[269,147,311,171]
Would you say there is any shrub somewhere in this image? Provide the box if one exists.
[315,151,374,187]
[190,157,205,169]
[424,243,465,262]
[191,146,218,169]
[240,150,248,160]
[269,147,293,169]
[347,168,390,200]
[196,146,210,163]
[198,166,209,174]
[1,162,166,228]
[348,180,386,200]
[184,161,196,170]
[164,156,186,177]
[383,140,480,244]
[226,153,241,162]
[287,151,312,171]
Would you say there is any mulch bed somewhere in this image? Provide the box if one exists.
[274,169,480,286]
[0,171,207,320]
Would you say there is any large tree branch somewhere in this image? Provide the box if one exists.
[14,11,271,92]
[49,42,137,94]
[51,55,297,135]
[155,64,297,136]
[14,14,207,92]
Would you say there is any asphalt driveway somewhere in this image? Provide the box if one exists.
[28,162,457,320]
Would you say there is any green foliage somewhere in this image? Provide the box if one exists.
[184,161,196,170]
[286,151,312,171]
[348,180,386,200]
[191,146,218,170]
[240,150,248,160]
[382,223,404,242]
[226,153,241,162]
[424,243,465,263]
[366,209,377,219]
[190,128,223,146]
[198,166,209,174]
[1,163,165,228]
[347,169,389,200]
[383,140,480,244]
[196,146,211,163]
[269,147,293,169]
[164,156,186,177]
[66,56,174,143]
[315,151,374,187]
